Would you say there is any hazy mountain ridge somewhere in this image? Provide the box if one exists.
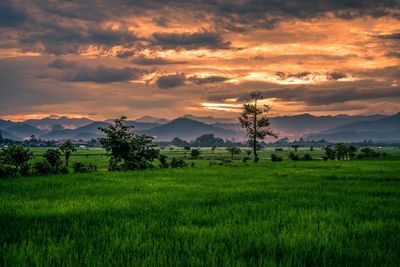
[0,113,398,142]
[139,118,240,141]
[305,113,400,142]
[24,116,93,130]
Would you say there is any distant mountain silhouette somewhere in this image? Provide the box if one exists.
[0,129,20,140]
[0,119,17,130]
[24,116,93,130]
[269,113,386,138]
[305,113,400,142]
[40,122,109,140]
[1,113,398,142]
[181,114,237,124]
[5,123,45,139]
[133,116,169,124]
[141,118,239,141]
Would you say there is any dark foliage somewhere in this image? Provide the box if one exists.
[43,149,64,173]
[73,161,97,173]
[302,153,313,161]
[0,145,32,177]
[190,149,201,159]
[239,92,277,162]
[32,159,53,176]
[288,152,301,161]
[170,158,187,168]
[99,116,159,170]
[271,154,283,162]
[159,154,169,168]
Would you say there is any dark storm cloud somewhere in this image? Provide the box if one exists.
[150,31,232,50]
[63,65,147,83]
[260,86,399,105]
[378,32,400,39]
[206,0,400,32]
[188,75,230,84]
[0,1,28,27]
[275,72,312,80]
[48,59,147,83]
[0,58,84,115]
[20,23,141,55]
[385,52,400,58]
[152,17,169,27]
[328,72,347,80]
[48,59,78,69]
[207,77,400,106]
[115,50,135,59]
[155,73,230,88]
[131,56,187,65]
[1,0,398,54]
[156,74,186,89]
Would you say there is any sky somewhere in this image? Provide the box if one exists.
[0,0,399,121]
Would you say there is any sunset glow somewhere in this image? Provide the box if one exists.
[0,1,399,120]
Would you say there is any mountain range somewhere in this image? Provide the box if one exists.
[0,113,399,142]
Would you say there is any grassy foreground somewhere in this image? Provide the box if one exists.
[1,159,400,266]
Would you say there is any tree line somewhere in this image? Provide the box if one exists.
[0,93,393,178]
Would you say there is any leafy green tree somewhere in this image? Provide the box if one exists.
[159,154,169,168]
[192,134,225,147]
[239,92,277,162]
[0,145,32,177]
[324,146,336,160]
[226,147,241,160]
[123,135,159,170]
[43,149,63,173]
[99,116,158,170]
[190,149,201,159]
[335,143,348,160]
[60,140,76,168]
[348,145,357,159]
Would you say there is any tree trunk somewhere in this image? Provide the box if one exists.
[65,152,70,168]
[253,137,258,162]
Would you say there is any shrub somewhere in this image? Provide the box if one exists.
[43,149,63,173]
[226,147,241,159]
[242,157,251,163]
[170,158,187,168]
[190,149,201,159]
[0,145,32,177]
[360,147,380,158]
[302,154,313,161]
[32,159,52,176]
[159,154,169,168]
[218,157,232,166]
[0,164,14,179]
[73,161,97,173]
[271,154,283,162]
[288,152,301,161]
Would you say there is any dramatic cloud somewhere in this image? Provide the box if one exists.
[0,1,28,27]
[48,59,147,83]
[328,72,348,80]
[150,31,232,50]
[188,75,230,85]
[156,74,186,89]
[0,0,399,120]
[131,56,187,65]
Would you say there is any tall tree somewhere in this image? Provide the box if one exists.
[60,140,76,168]
[99,116,158,170]
[239,92,277,162]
